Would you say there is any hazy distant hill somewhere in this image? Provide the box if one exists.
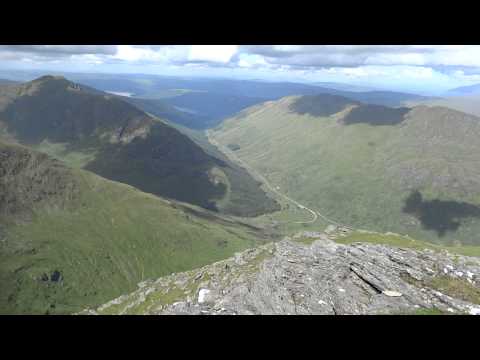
[313,82,378,92]
[0,79,17,85]
[211,94,480,246]
[447,83,480,96]
[0,76,278,216]
[406,94,480,118]
[144,81,430,128]
[0,141,268,314]
[32,73,431,129]
[164,92,265,129]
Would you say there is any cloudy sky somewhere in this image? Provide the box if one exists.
[2,45,480,94]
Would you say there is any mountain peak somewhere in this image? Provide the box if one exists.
[20,75,79,96]
[31,74,68,83]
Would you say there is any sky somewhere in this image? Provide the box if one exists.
[2,45,480,95]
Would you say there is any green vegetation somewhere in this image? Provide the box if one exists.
[424,276,480,305]
[211,96,480,246]
[291,236,319,246]
[393,307,449,315]
[401,268,479,307]
[33,140,97,168]
[336,231,480,257]
[0,142,266,314]
[94,243,276,315]
[336,232,433,250]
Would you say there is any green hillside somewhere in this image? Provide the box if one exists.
[0,141,267,314]
[0,75,278,217]
[211,95,480,246]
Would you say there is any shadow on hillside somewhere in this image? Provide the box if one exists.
[289,95,357,117]
[402,190,480,237]
[343,105,409,126]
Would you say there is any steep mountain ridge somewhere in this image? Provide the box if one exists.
[46,73,431,129]
[0,75,152,144]
[0,76,278,216]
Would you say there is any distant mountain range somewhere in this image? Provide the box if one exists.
[0,79,17,85]
[313,82,379,92]
[405,83,480,117]
[447,83,480,96]
[406,94,480,118]
[0,71,433,129]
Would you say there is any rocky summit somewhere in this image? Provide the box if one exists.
[83,230,480,315]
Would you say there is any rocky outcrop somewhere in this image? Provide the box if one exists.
[83,232,480,315]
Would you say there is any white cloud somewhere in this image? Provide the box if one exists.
[451,69,480,83]
[240,45,480,68]
[188,45,238,63]
[235,53,270,68]
[4,45,480,93]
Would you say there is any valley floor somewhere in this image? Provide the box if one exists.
[206,130,361,237]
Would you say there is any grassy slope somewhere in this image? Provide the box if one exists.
[0,143,265,314]
[211,97,480,246]
[332,231,480,257]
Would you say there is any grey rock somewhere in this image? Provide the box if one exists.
[85,235,480,315]
[159,239,480,315]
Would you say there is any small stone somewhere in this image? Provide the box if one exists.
[325,225,337,234]
[198,288,211,304]
[383,290,402,297]
[469,307,480,315]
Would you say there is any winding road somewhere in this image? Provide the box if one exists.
[207,130,348,226]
